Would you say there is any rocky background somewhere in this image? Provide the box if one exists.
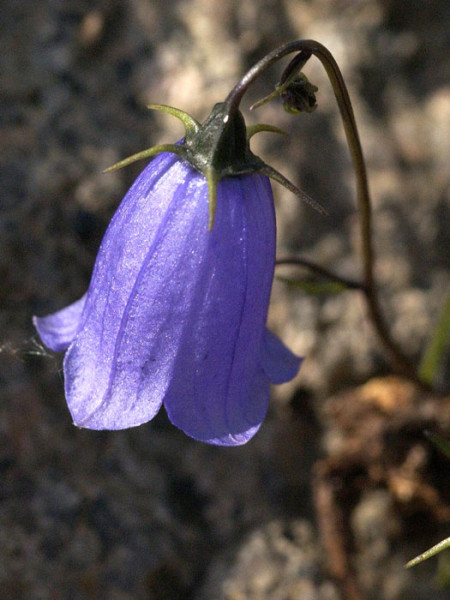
[1,0,449,598]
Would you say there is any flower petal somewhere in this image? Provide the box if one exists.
[164,175,276,445]
[64,154,214,429]
[260,328,303,384]
[33,294,87,352]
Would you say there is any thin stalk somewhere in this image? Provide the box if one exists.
[276,256,363,290]
[305,43,421,384]
[226,40,423,386]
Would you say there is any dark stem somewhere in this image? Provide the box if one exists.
[303,43,422,384]
[276,257,363,290]
[227,39,424,387]
[224,42,312,114]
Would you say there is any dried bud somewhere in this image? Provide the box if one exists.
[281,74,318,114]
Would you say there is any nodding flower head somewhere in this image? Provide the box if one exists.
[34,100,306,445]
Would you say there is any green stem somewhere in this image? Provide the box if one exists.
[419,290,450,386]
[405,537,450,568]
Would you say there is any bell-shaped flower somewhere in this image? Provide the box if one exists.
[34,151,301,445]
[33,101,313,445]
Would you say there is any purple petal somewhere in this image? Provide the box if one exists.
[163,175,276,446]
[42,147,279,444]
[33,294,87,352]
[261,328,303,384]
[64,153,213,429]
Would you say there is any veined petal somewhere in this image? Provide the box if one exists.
[79,151,181,323]
[64,154,213,429]
[33,150,178,356]
[33,294,87,352]
[261,328,303,384]
[164,175,276,446]
[33,93,306,445]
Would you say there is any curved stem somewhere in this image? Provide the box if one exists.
[306,43,422,384]
[225,42,312,113]
[227,39,423,386]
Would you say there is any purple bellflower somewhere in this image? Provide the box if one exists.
[34,101,308,446]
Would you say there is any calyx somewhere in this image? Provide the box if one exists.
[106,101,325,228]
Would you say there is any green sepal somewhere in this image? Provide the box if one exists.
[103,144,186,173]
[246,123,287,140]
[147,104,200,138]
[250,73,298,111]
[259,164,327,215]
[105,99,326,227]
[250,86,285,111]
